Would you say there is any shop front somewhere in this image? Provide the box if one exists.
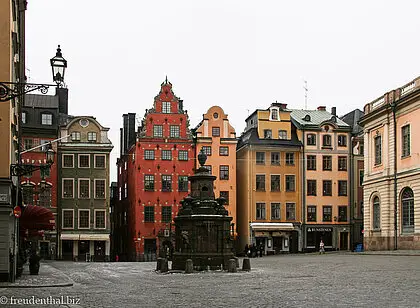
[250,223,298,255]
[60,233,110,261]
[305,225,350,252]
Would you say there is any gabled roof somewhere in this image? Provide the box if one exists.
[25,94,58,108]
[290,109,350,129]
[237,127,302,150]
[340,109,364,135]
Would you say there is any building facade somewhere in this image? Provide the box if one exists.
[57,116,113,261]
[194,106,237,239]
[291,107,351,251]
[360,76,420,250]
[237,103,302,254]
[116,79,194,261]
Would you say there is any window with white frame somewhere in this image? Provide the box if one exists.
[62,210,74,229]
[63,179,74,198]
[63,154,74,168]
[285,175,295,191]
[264,129,272,139]
[178,150,188,161]
[270,175,280,192]
[88,132,97,142]
[162,175,172,192]
[202,146,212,156]
[374,135,382,165]
[256,203,266,220]
[95,179,106,198]
[79,179,90,199]
[161,150,172,160]
[338,135,347,147]
[162,101,171,113]
[219,146,229,156]
[271,203,281,220]
[270,109,279,120]
[71,131,81,141]
[286,203,295,220]
[153,125,163,137]
[144,150,155,160]
[79,210,90,229]
[145,175,155,191]
[178,176,188,192]
[95,210,106,229]
[219,165,229,180]
[322,134,332,147]
[41,113,52,125]
[79,154,90,168]
[95,155,106,168]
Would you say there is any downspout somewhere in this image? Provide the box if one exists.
[301,127,306,252]
[391,102,397,250]
[349,134,354,250]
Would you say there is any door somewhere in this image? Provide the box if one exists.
[340,232,349,250]
[144,239,156,261]
[39,242,49,259]
[78,241,90,261]
[62,240,73,261]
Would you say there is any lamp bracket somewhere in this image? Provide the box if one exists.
[0,82,57,102]
[10,164,52,177]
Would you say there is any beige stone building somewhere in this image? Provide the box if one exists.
[360,76,420,250]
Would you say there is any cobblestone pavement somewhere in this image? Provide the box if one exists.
[0,253,419,308]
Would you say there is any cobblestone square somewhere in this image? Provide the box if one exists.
[0,254,419,308]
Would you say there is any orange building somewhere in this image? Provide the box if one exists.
[237,103,302,254]
[194,106,237,232]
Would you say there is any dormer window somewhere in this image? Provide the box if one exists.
[88,132,97,142]
[303,115,311,122]
[270,108,279,121]
[41,113,52,125]
[162,102,171,114]
[21,112,27,124]
[264,129,272,139]
[71,132,81,141]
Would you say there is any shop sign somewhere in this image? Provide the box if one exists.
[307,227,332,232]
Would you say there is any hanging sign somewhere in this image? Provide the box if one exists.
[13,206,21,218]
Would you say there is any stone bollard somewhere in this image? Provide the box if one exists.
[160,258,169,272]
[185,259,194,274]
[156,257,162,271]
[234,257,240,268]
[242,257,251,271]
[228,259,237,273]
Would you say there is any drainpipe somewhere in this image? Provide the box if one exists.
[301,127,306,252]
[390,101,398,250]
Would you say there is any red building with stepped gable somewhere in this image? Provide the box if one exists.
[115,79,194,260]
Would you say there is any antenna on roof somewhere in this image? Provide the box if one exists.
[303,80,308,110]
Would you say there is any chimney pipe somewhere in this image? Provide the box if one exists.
[331,107,336,116]
[317,106,326,111]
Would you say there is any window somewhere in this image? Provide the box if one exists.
[21,112,26,124]
[178,176,188,192]
[278,130,287,140]
[162,206,172,223]
[264,129,272,139]
[144,150,155,160]
[144,206,154,222]
[95,155,106,168]
[220,165,229,180]
[178,150,188,161]
[285,175,295,192]
[374,135,382,165]
[323,180,332,196]
[71,132,81,141]
[256,203,266,220]
[323,206,332,222]
[286,153,295,165]
[212,127,220,137]
[359,143,364,155]
[219,147,229,156]
[359,170,364,187]
[144,175,155,191]
[256,175,265,191]
[271,203,281,220]
[38,187,50,206]
[22,185,34,205]
[95,210,106,229]
[373,196,380,229]
[286,203,295,220]
[95,179,106,198]
[162,175,172,192]
[338,181,347,196]
[24,138,33,150]
[63,179,74,198]
[307,155,316,170]
[270,175,280,192]
[401,188,414,233]
[202,146,212,156]
[338,135,347,147]
[271,109,279,120]
[322,134,332,147]
[307,134,316,145]
[203,165,212,173]
[79,179,90,199]
[41,113,52,125]
[162,101,171,113]
[79,154,90,168]
[402,125,410,157]
[170,125,180,138]
[271,152,280,165]
[307,180,317,196]
[161,150,172,160]
[256,152,265,164]
[338,156,347,171]
[41,166,50,179]
[307,206,316,222]
[87,132,97,142]
[338,206,347,222]
[220,191,229,205]
[323,156,332,171]
[40,140,49,152]
[63,154,74,168]
[62,210,74,229]
[153,125,163,137]
[79,210,90,229]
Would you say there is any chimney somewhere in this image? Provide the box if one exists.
[331,107,336,116]
[317,106,326,111]
[56,87,68,114]
[280,103,287,109]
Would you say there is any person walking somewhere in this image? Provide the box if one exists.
[259,243,264,257]
[319,239,325,254]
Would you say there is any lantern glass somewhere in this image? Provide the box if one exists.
[45,145,55,164]
[50,45,67,84]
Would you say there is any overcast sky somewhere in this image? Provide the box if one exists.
[26,0,420,181]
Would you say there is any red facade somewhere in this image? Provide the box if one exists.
[119,80,194,258]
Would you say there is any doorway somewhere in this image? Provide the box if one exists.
[340,232,349,250]
[78,241,90,261]
[62,240,73,260]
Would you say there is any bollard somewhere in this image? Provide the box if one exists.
[185,259,194,274]
[242,257,251,271]
[156,257,162,271]
[160,258,168,273]
[228,259,237,273]
[234,257,239,268]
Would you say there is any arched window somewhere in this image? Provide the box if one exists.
[373,196,380,230]
[401,187,414,233]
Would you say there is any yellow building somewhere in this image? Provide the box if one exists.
[194,106,237,233]
[237,103,302,254]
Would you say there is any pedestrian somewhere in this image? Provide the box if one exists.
[259,243,264,257]
[319,239,325,254]
[116,254,119,262]
[244,244,250,257]
[252,243,257,258]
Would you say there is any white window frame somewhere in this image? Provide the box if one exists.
[162,101,171,113]
[62,154,74,168]
[78,209,90,229]
[87,132,97,142]
[71,131,81,141]
[41,113,53,125]
[94,209,106,229]
[79,154,90,168]
[62,209,74,229]
[21,112,26,124]
[94,154,106,168]
[269,107,280,121]
[94,179,106,199]
[78,178,90,199]
[62,178,74,199]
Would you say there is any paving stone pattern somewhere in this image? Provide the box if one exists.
[0,254,419,308]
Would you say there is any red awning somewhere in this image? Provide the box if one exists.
[20,205,55,230]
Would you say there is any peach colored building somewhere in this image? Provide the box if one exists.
[237,103,302,254]
[291,107,351,251]
[360,76,420,250]
[194,106,237,233]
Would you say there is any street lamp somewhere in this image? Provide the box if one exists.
[50,45,67,85]
[10,143,55,177]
